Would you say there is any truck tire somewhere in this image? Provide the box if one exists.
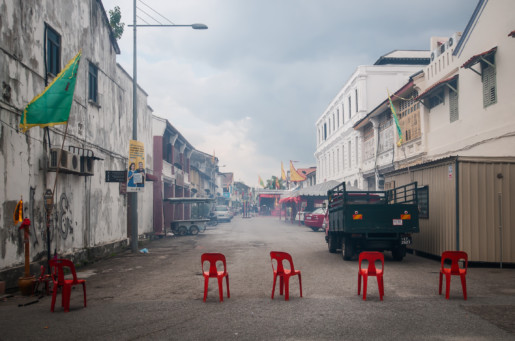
[392,246,406,261]
[327,235,337,253]
[342,238,354,261]
[178,226,188,236]
[189,225,199,235]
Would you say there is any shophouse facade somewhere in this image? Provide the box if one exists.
[0,0,154,286]
[315,51,429,189]
[152,116,197,235]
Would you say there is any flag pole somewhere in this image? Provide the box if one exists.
[45,120,69,272]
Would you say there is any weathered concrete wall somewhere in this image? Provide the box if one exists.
[0,0,153,286]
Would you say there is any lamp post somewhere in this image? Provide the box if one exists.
[129,2,207,253]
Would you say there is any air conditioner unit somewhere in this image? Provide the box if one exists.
[80,156,95,176]
[49,148,80,173]
[447,32,462,49]
[430,48,440,61]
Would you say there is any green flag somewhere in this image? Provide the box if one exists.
[20,51,81,132]
[387,89,403,147]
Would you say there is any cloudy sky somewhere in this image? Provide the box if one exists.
[102,0,476,186]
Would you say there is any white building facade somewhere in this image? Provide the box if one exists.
[315,52,429,189]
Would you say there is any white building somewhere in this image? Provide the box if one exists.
[415,0,515,160]
[315,51,429,189]
[0,0,153,286]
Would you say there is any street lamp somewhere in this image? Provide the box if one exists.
[129,2,207,253]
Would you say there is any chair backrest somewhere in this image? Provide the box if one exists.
[358,252,384,275]
[49,259,79,284]
[441,251,468,274]
[201,253,227,276]
[270,251,295,274]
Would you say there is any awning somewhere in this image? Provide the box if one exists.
[164,197,215,204]
[461,46,497,69]
[279,196,301,204]
[415,75,458,101]
[259,194,280,198]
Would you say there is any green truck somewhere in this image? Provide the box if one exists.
[325,182,419,261]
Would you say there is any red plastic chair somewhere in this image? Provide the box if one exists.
[49,259,87,312]
[270,251,302,301]
[439,251,468,300]
[201,253,230,302]
[32,265,53,295]
[358,252,384,301]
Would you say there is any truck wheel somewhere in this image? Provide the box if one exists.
[327,235,337,253]
[392,246,406,261]
[189,225,199,235]
[178,226,188,236]
[342,238,354,261]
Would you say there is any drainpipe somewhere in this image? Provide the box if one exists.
[455,158,460,251]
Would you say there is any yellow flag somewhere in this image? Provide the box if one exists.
[281,162,286,181]
[289,161,306,182]
[13,199,23,225]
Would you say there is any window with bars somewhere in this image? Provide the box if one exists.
[88,62,98,104]
[481,55,496,107]
[46,25,61,76]
[363,123,374,161]
[449,80,459,123]
[398,91,421,143]
[378,111,393,154]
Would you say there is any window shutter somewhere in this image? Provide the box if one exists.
[449,87,459,122]
[482,64,497,107]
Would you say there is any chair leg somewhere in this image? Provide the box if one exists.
[445,274,451,299]
[82,283,87,307]
[279,276,284,296]
[284,276,290,301]
[63,285,71,312]
[298,273,302,298]
[362,275,368,301]
[377,275,384,301]
[271,274,277,299]
[203,277,209,302]
[439,272,443,295]
[226,275,230,299]
[50,285,58,312]
[217,277,224,302]
[358,273,362,296]
[460,275,467,300]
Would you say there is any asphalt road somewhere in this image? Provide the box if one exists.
[1,216,515,340]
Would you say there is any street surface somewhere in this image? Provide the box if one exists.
[1,216,515,340]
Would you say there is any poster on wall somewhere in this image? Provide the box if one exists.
[127,140,145,192]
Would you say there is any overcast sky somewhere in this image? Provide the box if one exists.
[102,0,476,186]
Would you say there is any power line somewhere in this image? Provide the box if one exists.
[136,6,162,25]
[138,0,175,25]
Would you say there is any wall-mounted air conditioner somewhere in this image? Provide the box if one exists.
[80,156,95,176]
[49,148,80,173]
[447,32,462,49]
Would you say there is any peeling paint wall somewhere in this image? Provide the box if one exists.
[0,0,153,273]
